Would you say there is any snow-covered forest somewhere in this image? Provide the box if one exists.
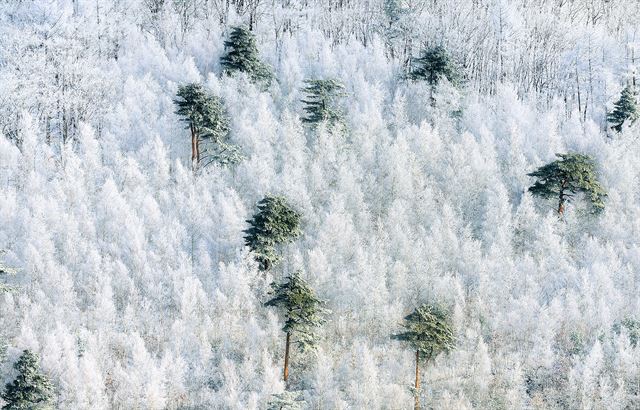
[1,0,640,408]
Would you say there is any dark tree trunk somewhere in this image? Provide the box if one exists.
[190,124,198,168]
[558,178,568,215]
[283,332,291,383]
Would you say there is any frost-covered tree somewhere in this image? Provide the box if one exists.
[300,79,347,127]
[244,195,301,271]
[527,153,606,215]
[393,304,455,410]
[0,251,15,293]
[607,86,638,132]
[2,350,54,410]
[266,390,305,409]
[220,26,273,86]
[614,318,640,347]
[265,271,328,383]
[174,83,241,167]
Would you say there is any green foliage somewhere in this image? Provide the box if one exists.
[220,26,273,86]
[174,83,229,143]
[244,196,302,271]
[2,350,54,410]
[392,304,455,359]
[174,83,242,166]
[265,271,328,351]
[528,153,606,214]
[409,46,458,86]
[300,79,347,126]
[266,390,306,410]
[607,86,638,132]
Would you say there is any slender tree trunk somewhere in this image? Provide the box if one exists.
[414,349,420,410]
[196,136,200,164]
[283,332,291,383]
[558,179,567,215]
[190,124,197,168]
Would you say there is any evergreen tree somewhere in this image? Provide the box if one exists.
[174,83,241,168]
[607,86,638,132]
[2,350,54,410]
[244,195,302,271]
[392,304,455,410]
[300,79,347,127]
[220,26,273,86]
[527,153,606,215]
[409,46,458,86]
[265,271,328,383]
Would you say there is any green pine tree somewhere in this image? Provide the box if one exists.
[528,153,606,215]
[2,350,54,410]
[409,46,458,86]
[300,79,347,127]
[265,271,328,383]
[244,195,302,271]
[174,83,242,168]
[607,85,638,132]
[392,304,455,410]
[220,26,273,86]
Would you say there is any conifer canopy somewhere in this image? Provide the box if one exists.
[174,83,242,166]
[607,85,638,132]
[392,304,455,359]
[244,195,302,271]
[2,350,54,410]
[409,46,458,86]
[220,26,273,86]
[527,153,606,214]
[300,79,347,126]
[265,271,328,351]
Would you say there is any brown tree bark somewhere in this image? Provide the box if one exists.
[283,332,291,383]
[558,179,568,215]
[190,124,198,167]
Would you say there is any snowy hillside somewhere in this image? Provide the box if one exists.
[1,1,640,409]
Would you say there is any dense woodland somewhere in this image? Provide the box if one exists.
[1,0,640,408]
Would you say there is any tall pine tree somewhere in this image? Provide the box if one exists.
[607,85,638,132]
[300,79,347,127]
[220,26,273,86]
[2,350,54,410]
[393,304,455,410]
[265,271,328,383]
[528,153,606,215]
[174,83,242,168]
[244,196,302,271]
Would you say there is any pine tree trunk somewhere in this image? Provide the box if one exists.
[414,349,420,410]
[196,136,200,164]
[190,124,197,168]
[283,332,291,383]
[558,179,567,215]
